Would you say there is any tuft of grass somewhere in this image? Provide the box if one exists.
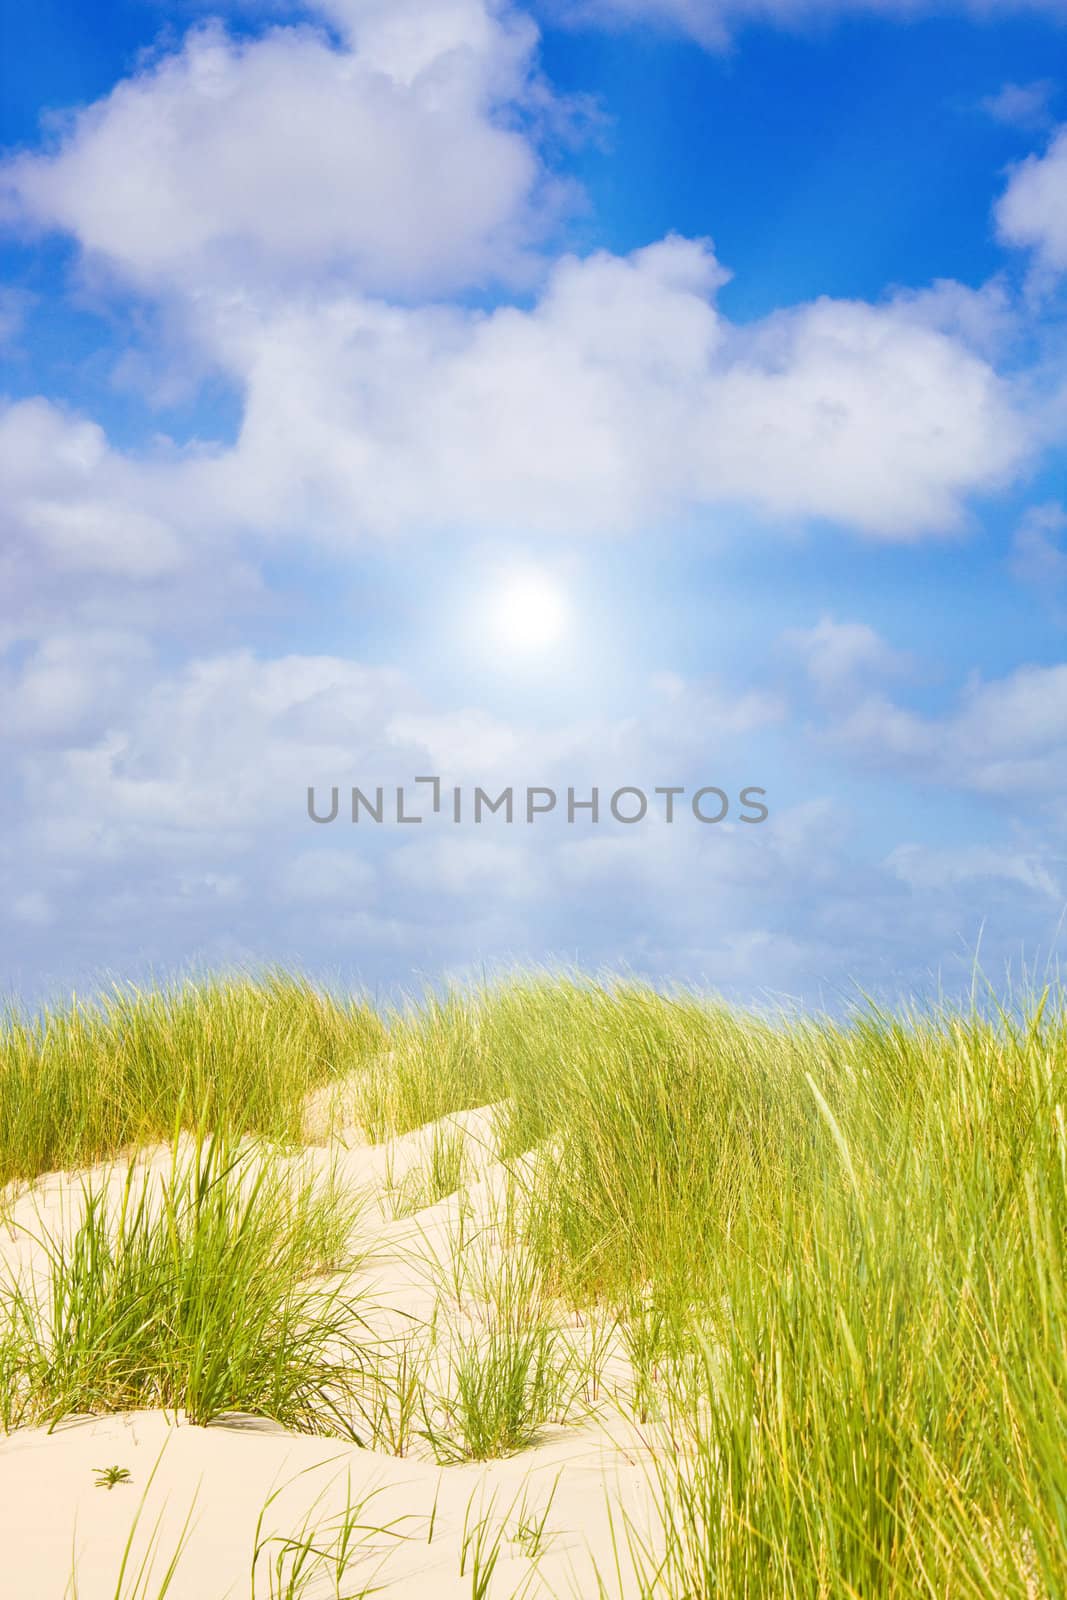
[251,1476,407,1600]
[422,1249,569,1463]
[424,1320,563,1464]
[350,1335,423,1457]
[459,1490,508,1600]
[0,1132,368,1434]
[510,1472,561,1561]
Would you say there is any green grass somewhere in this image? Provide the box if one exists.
[0,973,385,1190]
[418,1245,570,1464]
[0,1133,368,1433]
[385,1122,469,1219]
[423,1319,564,1464]
[250,1469,413,1600]
[3,967,1067,1595]
[352,973,1067,1594]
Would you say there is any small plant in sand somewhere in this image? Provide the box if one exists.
[67,1445,196,1600]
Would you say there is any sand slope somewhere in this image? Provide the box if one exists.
[0,1111,664,1598]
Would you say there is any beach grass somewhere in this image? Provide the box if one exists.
[0,973,386,1190]
[349,974,1067,1595]
[2,969,1065,1595]
[0,1132,367,1434]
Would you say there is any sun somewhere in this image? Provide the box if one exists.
[488,570,569,652]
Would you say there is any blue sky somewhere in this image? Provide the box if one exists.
[2,0,1067,1012]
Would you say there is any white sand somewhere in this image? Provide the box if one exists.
[0,1111,668,1598]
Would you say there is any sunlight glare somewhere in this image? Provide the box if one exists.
[488,571,570,653]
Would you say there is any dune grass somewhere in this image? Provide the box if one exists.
[423,1246,570,1464]
[350,974,1067,1594]
[0,1133,367,1434]
[0,973,385,1190]
[3,968,1066,1594]
[384,1122,469,1219]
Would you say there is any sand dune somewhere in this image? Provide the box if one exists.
[0,1109,662,1598]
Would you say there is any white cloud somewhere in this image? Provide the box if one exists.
[544,0,1063,51]
[1,243,1032,598]
[2,642,801,991]
[785,616,911,696]
[0,630,153,743]
[1010,501,1067,588]
[4,635,1063,1005]
[12,644,778,862]
[193,239,1030,541]
[313,0,527,77]
[827,661,1067,803]
[981,80,1055,131]
[885,277,1017,363]
[11,651,414,861]
[277,848,376,902]
[996,126,1067,276]
[0,397,271,646]
[886,841,1061,900]
[651,670,785,736]
[0,5,561,298]
[0,399,186,580]
[0,5,1040,550]
[28,500,184,580]
[0,246,1030,602]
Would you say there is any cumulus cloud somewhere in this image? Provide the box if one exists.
[0,399,186,580]
[0,630,154,744]
[11,644,777,864]
[3,632,1063,1005]
[825,660,1067,805]
[189,238,1031,541]
[0,243,1033,560]
[996,126,1067,276]
[650,671,785,736]
[0,0,1042,550]
[0,396,277,649]
[785,617,911,696]
[0,3,563,298]
[884,277,1018,363]
[2,640,807,996]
